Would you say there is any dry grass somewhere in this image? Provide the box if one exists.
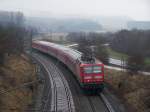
[105,69,150,112]
[0,55,36,112]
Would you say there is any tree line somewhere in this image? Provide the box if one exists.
[111,29,150,72]
[111,29,150,57]
[0,11,34,65]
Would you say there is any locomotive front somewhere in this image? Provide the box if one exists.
[80,63,104,91]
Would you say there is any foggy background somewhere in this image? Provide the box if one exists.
[0,0,150,32]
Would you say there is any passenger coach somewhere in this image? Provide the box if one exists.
[32,41,104,91]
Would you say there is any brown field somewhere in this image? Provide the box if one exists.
[105,69,150,112]
[0,55,36,112]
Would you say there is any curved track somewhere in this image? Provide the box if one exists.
[35,52,110,112]
[32,50,124,112]
[32,52,75,112]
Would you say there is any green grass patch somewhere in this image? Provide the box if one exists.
[107,47,150,67]
[106,47,129,60]
[145,58,150,65]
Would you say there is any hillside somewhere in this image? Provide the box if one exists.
[105,69,150,112]
[25,17,103,33]
[0,55,36,112]
[127,21,150,30]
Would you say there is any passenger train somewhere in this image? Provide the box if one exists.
[32,40,104,91]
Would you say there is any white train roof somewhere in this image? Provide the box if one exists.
[34,41,82,60]
[33,40,102,64]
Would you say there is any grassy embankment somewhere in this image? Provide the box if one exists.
[106,47,128,60]
[105,68,150,112]
[107,47,129,60]
[107,47,150,67]
[145,58,150,69]
[0,55,36,112]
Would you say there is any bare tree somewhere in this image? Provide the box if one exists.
[111,29,150,72]
[0,11,29,65]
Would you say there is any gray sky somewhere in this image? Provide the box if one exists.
[0,0,149,20]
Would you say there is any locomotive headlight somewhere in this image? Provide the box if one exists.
[84,76,92,79]
[94,76,103,79]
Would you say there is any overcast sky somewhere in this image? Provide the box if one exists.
[0,0,149,20]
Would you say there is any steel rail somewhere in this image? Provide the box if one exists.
[48,60,75,112]
[100,93,115,112]
[87,97,97,112]
[33,54,57,112]
[32,53,75,112]
[55,65,74,112]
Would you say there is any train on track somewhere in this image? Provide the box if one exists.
[32,40,104,92]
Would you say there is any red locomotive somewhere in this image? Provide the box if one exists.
[32,41,104,91]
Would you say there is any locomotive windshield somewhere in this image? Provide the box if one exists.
[84,66,102,74]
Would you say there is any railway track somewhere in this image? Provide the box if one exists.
[86,94,116,112]
[38,52,117,112]
[100,93,115,112]
[32,51,124,112]
[32,53,75,112]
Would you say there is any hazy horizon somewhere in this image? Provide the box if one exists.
[0,0,150,21]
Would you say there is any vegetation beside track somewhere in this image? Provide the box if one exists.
[105,68,150,112]
[106,47,128,60]
[144,58,150,70]
[0,55,36,112]
[107,46,150,72]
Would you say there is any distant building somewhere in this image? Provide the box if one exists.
[127,21,150,30]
